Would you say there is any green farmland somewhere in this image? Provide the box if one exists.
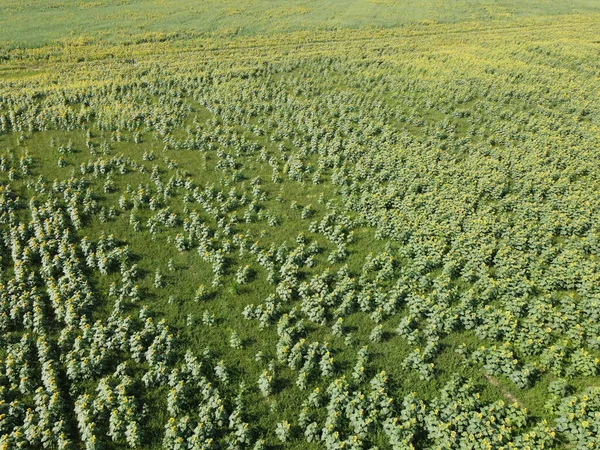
[2,0,600,46]
[0,2,599,449]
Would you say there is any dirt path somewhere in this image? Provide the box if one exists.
[484,374,520,405]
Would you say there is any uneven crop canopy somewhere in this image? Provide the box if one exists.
[0,8,599,450]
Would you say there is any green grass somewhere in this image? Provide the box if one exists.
[2,0,600,47]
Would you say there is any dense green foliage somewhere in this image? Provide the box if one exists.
[1,5,600,450]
